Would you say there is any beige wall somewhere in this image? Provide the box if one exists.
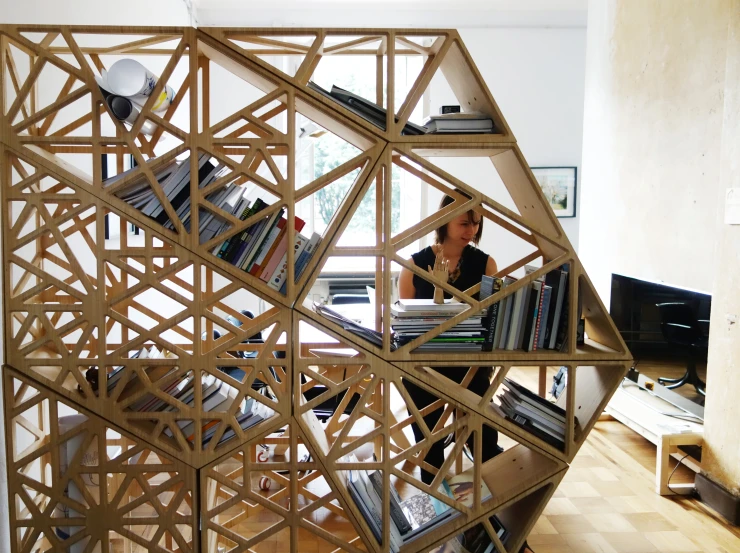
[581,0,739,493]
[704,5,740,494]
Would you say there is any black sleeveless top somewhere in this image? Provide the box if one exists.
[411,245,489,300]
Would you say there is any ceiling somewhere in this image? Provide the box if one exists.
[192,0,588,28]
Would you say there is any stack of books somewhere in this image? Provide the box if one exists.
[391,299,484,352]
[478,264,571,353]
[494,377,574,450]
[348,464,508,553]
[423,112,495,134]
[84,346,274,447]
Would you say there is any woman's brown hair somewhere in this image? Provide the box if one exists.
[434,190,483,245]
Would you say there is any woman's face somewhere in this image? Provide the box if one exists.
[444,212,481,246]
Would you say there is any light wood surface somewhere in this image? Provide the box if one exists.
[0,24,632,553]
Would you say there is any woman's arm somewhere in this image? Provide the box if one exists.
[485,256,498,277]
[398,261,416,299]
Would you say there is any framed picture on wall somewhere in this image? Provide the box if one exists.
[531,166,577,218]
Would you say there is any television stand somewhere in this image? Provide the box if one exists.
[606,375,704,495]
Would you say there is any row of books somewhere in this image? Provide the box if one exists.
[106,153,322,293]
[209,199,321,294]
[348,464,506,553]
[493,377,576,450]
[109,152,232,233]
[391,299,485,352]
[479,264,571,352]
[307,82,495,136]
[84,346,274,447]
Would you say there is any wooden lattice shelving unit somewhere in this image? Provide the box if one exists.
[0,25,631,553]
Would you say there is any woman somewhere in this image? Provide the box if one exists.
[399,192,535,553]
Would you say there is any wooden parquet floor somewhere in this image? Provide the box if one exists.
[530,419,740,553]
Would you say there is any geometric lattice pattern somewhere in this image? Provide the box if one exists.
[4,367,198,553]
[1,24,632,553]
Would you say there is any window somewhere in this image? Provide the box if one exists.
[294,51,429,273]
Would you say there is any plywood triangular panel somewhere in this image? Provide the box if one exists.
[204,28,516,144]
[3,366,199,553]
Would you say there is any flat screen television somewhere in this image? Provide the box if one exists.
[609,273,711,359]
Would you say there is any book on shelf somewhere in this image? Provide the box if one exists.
[85,344,275,447]
[107,158,180,208]
[553,264,571,351]
[423,112,495,134]
[395,298,470,314]
[469,264,571,353]
[446,473,508,553]
[545,267,568,349]
[505,285,526,351]
[216,198,267,260]
[348,467,466,551]
[521,281,542,352]
[258,215,306,281]
[307,81,427,136]
[200,397,274,447]
[479,275,503,352]
[275,232,321,293]
[535,283,553,350]
[242,208,284,271]
[367,471,413,535]
[108,152,246,239]
[494,377,575,450]
[314,302,397,350]
[389,470,507,553]
[205,196,318,288]
[390,298,490,352]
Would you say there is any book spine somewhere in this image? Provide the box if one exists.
[535,285,552,350]
[244,209,285,274]
[494,280,514,349]
[505,287,525,350]
[279,250,308,295]
[231,213,270,267]
[481,277,503,352]
[543,269,562,347]
[554,266,571,351]
[237,212,274,270]
[530,282,546,351]
[549,270,568,349]
[260,216,306,282]
[217,200,259,258]
[280,232,320,293]
[269,232,310,291]
[248,214,285,275]
[517,285,535,351]
[255,219,288,279]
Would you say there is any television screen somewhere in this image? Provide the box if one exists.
[609,273,711,359]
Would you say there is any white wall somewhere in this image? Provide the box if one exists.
[0,0,193,25]
[426,27,586,265]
